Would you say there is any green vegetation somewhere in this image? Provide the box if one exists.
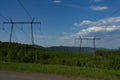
[0,42,120,79]
[0,42,120,70]
[0,62,120,80]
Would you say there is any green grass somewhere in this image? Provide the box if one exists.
[0,62,120,80]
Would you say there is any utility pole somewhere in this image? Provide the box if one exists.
[3,18,41,45]
[75,36,82,53]
[31,19,34,45]
[75,36,100,54]
[80,37,82,53]
[9,19,14,42]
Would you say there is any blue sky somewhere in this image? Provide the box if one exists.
[0,0,120,49]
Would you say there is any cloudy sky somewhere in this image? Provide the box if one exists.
[0,0,120,49]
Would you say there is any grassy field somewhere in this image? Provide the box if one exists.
[0,42,120,80]
[0,62,120,80]
[0,42,120,70]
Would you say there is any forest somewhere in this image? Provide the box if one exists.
[0,41,120,70]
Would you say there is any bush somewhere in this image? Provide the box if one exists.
[0,42,120,70]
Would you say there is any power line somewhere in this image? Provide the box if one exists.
[13,24,29,43]
[0,12,9,21]
[0,14,31,43]
[1,23,21,42]
[75,36,100,53]
[16,24,31,39]
[109,7,120,17]
[3,19,41,45]
[89,6,120,38]
[17,0,32,19]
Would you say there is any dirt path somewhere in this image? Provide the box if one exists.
[0,70,100,80]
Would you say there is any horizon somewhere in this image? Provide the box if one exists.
[0,0,120,49]
[1,41,119,50]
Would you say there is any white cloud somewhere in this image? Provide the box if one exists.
[79,20,94,27]
[75,17,120,27]
[60,4,86,9]
[53,0,62,3]
[94,0,103,2]
[63,32,69,35]
[74,20,94,28]
[73,23,82,27]
[90,6,109,11]
[34,35,47,39]
[74,16,120,36]
[77,25,120,36]
[59,36,70,40]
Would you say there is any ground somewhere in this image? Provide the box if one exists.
[0,70,101,80]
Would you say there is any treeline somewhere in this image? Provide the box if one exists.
[0,42,120,70]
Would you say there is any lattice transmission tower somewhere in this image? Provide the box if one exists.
[75,36,100,53]
[3,18,41,45]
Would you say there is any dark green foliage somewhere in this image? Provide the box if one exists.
[0,42,120,70]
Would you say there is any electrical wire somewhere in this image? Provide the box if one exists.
[0,12,9,21]
[1,0,42,45]
[76,4,120,48]
[1,24,18,42]
[109,8,120,17]
[17,24,31,39]
[17,0,32,19]
[92,6,120,39]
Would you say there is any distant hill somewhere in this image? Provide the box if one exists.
[46,46,107,54]
[0,41,45,50]
[0,41,107,54]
